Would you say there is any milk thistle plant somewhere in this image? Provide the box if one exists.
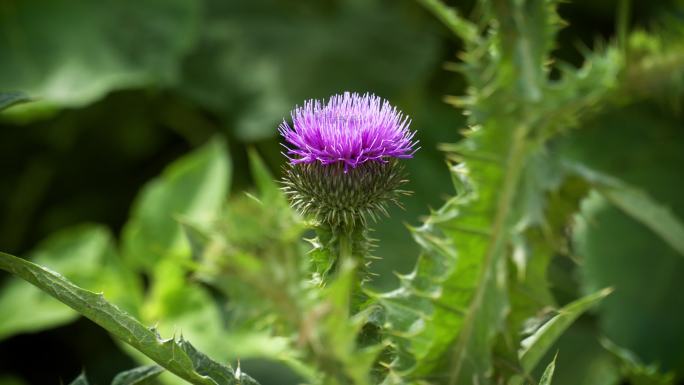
[1,1,684,385]
[280,92,417,285]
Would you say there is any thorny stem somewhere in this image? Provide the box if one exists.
[338,229,353,267]
[315,223,371,311]
[306,224,373,385]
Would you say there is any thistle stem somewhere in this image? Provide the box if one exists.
[338,229,353,266]
[343,226,371,312]
[314,223,371,311]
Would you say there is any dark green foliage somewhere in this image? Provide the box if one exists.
[0,0,198,110]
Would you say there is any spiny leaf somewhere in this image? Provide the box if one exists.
[541,47,622,138]
[0,252,259,385]
[491,0,564,101]
[377,1,624,382]
[373,123,513,382]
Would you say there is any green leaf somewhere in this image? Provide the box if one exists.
[122,137,231,271]
[0,0,199,112]
[562,105,684,376]
[538,355,557,385]
[374,123,514,381]
[0,225,140,340]
[0,252,259,385]
[376,0,623,381]
[566,163,684,257]
[112,365,164,385]
[0,92,29,111]
[491,0,564,102]
[574,193,684,378]
[128,144,303,377]
[599,186,684,257]
[517,289,612,379]
[540,47,622,139]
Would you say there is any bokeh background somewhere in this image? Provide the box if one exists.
[1,0,683,384]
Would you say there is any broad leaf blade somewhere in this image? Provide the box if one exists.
[566,163,684,257]
[112,365,164,385]
[0,252,258,385]
[599,186,684,257]
[0,1,198,111]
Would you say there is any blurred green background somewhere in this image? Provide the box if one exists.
[1,0,683,384]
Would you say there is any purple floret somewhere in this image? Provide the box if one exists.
[279,92,418,169]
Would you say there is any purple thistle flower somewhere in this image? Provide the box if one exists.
[279,92,418,169]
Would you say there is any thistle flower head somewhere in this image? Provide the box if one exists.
[280,92,417,228]
[279,92,418,169]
